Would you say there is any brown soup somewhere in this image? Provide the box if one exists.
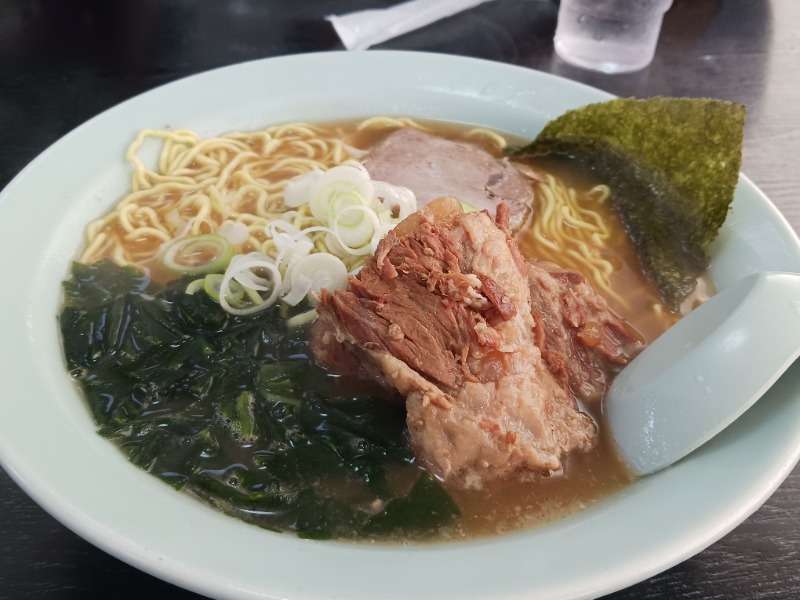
[68,117,688,542]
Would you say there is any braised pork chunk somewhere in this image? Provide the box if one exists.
[528,261,643,404]
[313,197,597,488]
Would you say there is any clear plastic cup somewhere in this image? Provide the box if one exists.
[554,0,674,74]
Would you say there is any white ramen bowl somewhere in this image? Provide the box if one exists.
[0,51,799,600]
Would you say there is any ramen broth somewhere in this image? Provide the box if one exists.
[68,118,684,541]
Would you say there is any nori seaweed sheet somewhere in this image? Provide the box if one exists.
[515,97,746,309]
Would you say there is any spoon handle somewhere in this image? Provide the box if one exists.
[606,271,800,476]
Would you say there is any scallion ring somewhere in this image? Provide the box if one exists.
[185,278,206,295]
[203,274,246,306]
[162,233,234,276]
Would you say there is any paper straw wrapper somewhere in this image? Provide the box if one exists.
[327,0,492,51]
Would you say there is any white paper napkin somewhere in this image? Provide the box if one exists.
[327,0,494,51]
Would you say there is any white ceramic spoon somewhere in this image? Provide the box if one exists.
[605,271,800,476]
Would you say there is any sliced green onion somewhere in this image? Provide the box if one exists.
[284,253,348,306]
[185,278,206,295]
[280,274,313,307]
[332,204,378,249]
[307,165,375,225]
[282,169,321,208]
[216,221,250,246]
[190,163,423,316]
[373,181,416,220]
[329,190,368,226]
[219,253,282,316]
[203,274,246,306]
[286,308,319,328]
[162,233,234,275]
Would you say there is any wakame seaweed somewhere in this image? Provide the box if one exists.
[59,260,459,539]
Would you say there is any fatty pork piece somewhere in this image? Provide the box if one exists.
[362,128,534,230]
[529,261,644,404]
[312,197,596,489]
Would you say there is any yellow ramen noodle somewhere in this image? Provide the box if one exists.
[80,117,626,304]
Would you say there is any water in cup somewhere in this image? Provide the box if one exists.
[554,0,673,74]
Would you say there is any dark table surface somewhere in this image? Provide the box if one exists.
[1,0,799,598]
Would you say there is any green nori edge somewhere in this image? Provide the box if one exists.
[514,97,746,309]
[59,260,459,540]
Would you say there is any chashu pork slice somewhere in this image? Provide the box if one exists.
[312,197,596,489]
[362,128,534,231]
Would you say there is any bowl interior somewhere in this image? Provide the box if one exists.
[1,51,799,600]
